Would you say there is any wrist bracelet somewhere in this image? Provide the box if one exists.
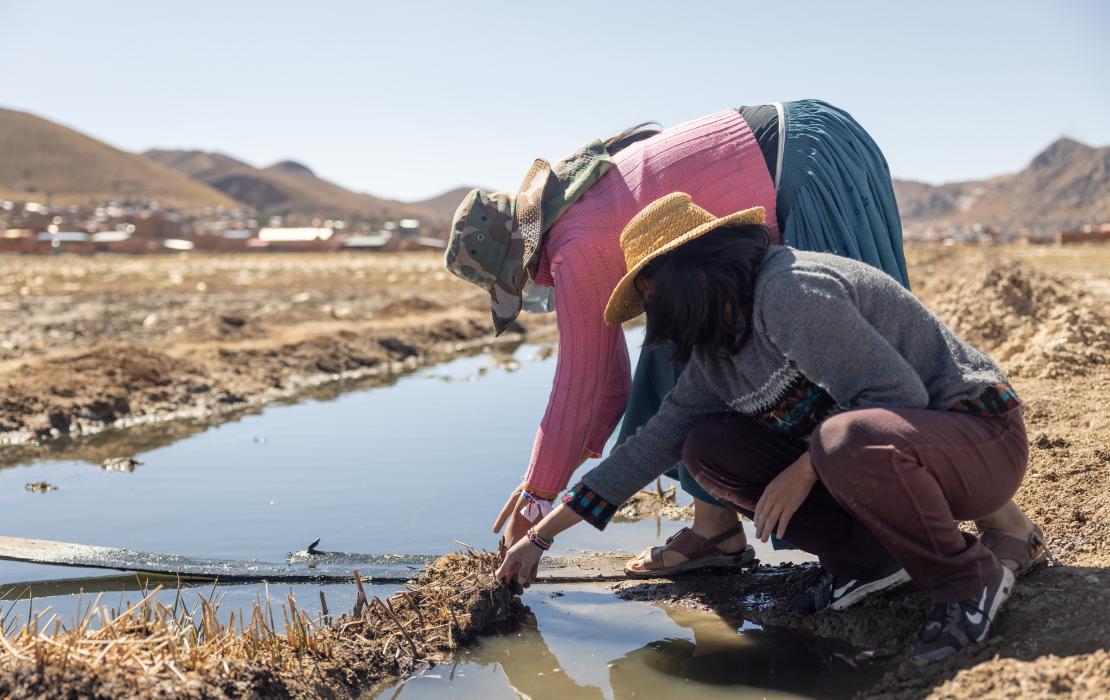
[526,528,553,551]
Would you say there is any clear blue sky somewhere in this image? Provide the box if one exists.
[2,1,1107,201]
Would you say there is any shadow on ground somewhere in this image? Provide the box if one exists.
[614,563,1110,698]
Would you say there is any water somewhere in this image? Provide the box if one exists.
[0,328,848,698]
[373,585,879,700]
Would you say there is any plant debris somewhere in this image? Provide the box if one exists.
[0,550,521,699]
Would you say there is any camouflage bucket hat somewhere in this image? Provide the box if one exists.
[445,141,614,335]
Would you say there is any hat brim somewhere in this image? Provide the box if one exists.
[490,283,524,336]
[603,207,767,326]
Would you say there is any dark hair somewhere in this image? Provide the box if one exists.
[603,122,661,154]
[641,223,771,363]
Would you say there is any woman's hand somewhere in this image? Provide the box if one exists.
[495,536,544,589]
[754,452,818,542]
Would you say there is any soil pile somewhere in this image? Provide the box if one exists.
[926,263,1109,379]
[0,343,209,436]
[0,550,521,699]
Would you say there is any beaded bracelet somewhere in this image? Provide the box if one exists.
[526,528,553,551]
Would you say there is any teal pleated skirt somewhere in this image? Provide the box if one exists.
[777,99,909,288]
[615,99,910,540]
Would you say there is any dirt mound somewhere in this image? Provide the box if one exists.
[927,264,1110,378]
[0,344,208,436]
[924,650,1110,699]
[376,296,445,319]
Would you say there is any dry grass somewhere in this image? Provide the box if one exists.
[0,550,519,699]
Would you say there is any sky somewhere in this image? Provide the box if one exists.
[1,1,1108,201]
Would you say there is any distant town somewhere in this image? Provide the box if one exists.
[1,197,1107,257]
[0,198,449,255]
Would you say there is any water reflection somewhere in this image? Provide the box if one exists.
[376,585,878,700]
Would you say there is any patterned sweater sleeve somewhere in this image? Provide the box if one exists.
[522,238,630,499]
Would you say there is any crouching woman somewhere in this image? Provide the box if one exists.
[496,193,1033,665]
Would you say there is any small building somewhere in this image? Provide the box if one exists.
[258,227,333,242]
[255,227,338,252]
[396,236,447,251]
[37,231,92,254]
[342,232,394,251]
[0,228,37,254]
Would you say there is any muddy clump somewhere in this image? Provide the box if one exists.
[0,550,521,699]
[612,486,695,523]
[926,264,1109,379]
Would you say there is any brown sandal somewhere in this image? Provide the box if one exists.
[624,526,755,579]
[980,524,1051,577]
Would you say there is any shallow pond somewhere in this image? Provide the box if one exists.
[0,328,865,698]
[373,585,879,700]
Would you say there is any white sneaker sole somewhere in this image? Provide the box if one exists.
[829,567,912,611]
[974,565,1015,643]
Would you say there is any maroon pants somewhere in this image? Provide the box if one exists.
[682,407,1027,602]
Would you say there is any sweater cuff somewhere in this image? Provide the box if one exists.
[562,482,618,530]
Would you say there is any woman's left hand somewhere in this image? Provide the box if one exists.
[754,452,818,542]
[495,536,544,589]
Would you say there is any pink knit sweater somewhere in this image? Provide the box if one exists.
[523,109,780,498]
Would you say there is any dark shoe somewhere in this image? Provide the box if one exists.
[913,560,1015,665]
[789,560,911,614]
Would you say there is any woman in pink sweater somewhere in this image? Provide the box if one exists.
[446,100,1044,578]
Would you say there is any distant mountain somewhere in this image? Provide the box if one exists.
[894,138,1110,231]
[144,149,441,226]
[409,187,478,228]
[0,108,235,209]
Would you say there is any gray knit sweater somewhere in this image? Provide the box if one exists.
[579,247,1011,510]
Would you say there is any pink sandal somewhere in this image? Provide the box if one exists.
[625,525,755,579]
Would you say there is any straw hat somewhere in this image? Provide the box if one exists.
[603,193,766,326]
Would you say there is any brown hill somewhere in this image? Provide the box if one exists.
[0,108,235,210]
[894,138,1110,231]
[144,149,445,226]
[409,187,479,229]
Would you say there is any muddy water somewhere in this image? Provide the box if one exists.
[373,584,879,700]
[0,328,844,697]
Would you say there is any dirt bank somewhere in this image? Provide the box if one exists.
[0,252,554,460]
[0,551,521,699]
[617,244,1110,698]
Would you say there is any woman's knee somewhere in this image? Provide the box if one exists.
[680,418,736,477]
[810,409,904,478]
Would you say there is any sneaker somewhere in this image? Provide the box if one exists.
[789,560,911,614]
[913,560,1015,665]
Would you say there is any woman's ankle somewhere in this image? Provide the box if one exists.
[691,501,746,547]
[975,500,1033,536]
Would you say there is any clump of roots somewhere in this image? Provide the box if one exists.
[0,550,520,699]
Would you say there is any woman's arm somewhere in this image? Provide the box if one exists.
[582,339,632,458]
[522,239,629,498]
[568,360,720,529]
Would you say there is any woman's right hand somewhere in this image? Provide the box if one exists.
[495,534,544,589]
